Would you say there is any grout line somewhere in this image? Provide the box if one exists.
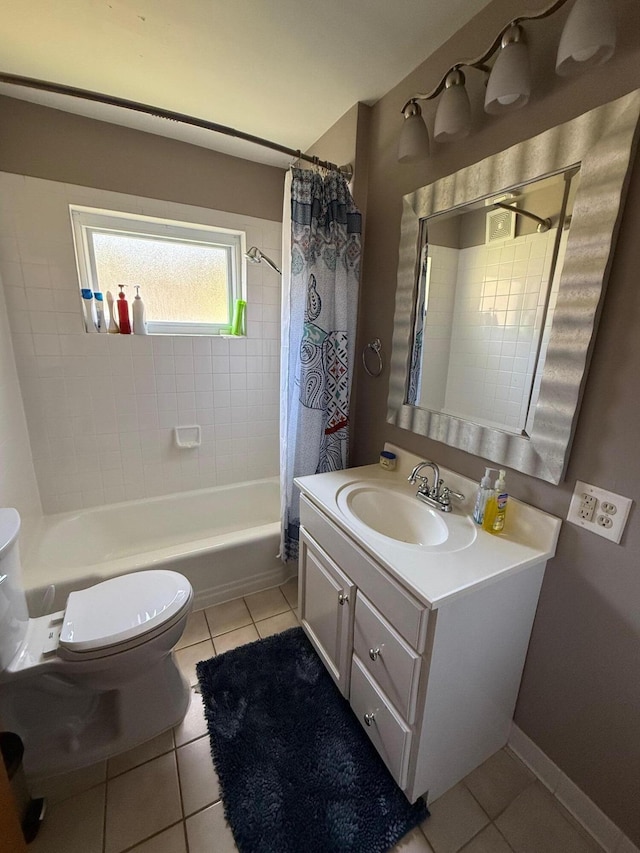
[116,818,185,853]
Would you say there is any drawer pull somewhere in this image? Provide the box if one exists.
[338,593,349,606]
[364,712,375,727]
[369,647,381,661]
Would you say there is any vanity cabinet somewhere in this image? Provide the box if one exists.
[298,492,548,804]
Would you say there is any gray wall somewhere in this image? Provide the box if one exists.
[351,0,640,843]
[0,95,285,222]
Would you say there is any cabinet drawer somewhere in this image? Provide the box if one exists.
[300,495,428,651]
[350,655,412,790]
[354,593,421,723]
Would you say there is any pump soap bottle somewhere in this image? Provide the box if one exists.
[483,469,508,534]
[117,285,132,334]
[473,467,496,525]
[132,285,148,335]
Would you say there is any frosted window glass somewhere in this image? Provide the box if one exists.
[92,232,230,324]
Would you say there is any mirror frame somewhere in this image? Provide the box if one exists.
[388,90,640,484]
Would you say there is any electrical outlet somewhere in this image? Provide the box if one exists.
[577,492,596,521]
[567,480,633,544]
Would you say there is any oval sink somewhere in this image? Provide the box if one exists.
[336,481,477,552]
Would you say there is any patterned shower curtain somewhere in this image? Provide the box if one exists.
[280,167,362,562]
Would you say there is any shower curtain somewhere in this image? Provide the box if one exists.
[280,167,362,562]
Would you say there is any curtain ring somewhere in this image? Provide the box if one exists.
[362,338,383,377]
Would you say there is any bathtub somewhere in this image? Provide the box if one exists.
[21,478,292,614]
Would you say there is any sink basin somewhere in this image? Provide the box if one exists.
[336,481,477,552]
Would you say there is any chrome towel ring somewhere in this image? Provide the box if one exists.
[362,338,383,377]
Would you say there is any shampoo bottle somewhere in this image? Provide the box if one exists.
[473,467,496,525]
[106,291,119,333]
[80,289,98,333]
[132,285,148,335]
[93,291,107,333]
[117,285,132,334]
[483,469,508,534]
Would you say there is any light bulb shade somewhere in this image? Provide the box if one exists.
[434,77,471,142]
[556,0,616,76]
[397,107,430,163]
[485,40,531,115]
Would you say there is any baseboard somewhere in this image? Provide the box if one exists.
[508,724,638,853]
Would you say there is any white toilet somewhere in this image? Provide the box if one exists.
[0,508,194,778]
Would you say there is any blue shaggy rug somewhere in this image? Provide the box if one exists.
[196,626,428,853]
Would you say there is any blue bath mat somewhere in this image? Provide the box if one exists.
[196,626,428,853]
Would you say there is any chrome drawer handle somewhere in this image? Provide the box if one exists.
[364,712,375,727]
[338,593,349,606]
[369,647,381,661]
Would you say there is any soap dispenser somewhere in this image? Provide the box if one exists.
[116,285,132,334]
[132,285,148,335]
[473,467,496,525]
[483,469,508,534]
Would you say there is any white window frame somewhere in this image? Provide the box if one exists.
[69,205,246,335]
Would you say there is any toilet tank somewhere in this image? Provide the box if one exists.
[0,509,29,671]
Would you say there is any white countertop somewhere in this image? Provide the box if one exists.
[295,444,561,609]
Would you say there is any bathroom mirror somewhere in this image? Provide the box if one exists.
[388,90,640,483]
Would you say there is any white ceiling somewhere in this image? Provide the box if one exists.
[0,0,493,168]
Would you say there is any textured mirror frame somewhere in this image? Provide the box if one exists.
[388,90,640,484]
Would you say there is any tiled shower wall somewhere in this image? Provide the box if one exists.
[422,232,556,432]
[0,172,282,514]
[0,270,42,520]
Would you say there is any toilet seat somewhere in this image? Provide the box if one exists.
[59,570,192,659]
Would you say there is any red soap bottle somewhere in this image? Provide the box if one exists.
[117,285,132,334]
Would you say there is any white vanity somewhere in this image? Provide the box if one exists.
[295,445,561,804]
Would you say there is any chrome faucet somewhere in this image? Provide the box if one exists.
[408,460,464,512]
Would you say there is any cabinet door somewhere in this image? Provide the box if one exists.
[299,527,355,697]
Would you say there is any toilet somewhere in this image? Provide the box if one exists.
[0,508,193,778]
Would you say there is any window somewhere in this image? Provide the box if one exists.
[70,206,245,334]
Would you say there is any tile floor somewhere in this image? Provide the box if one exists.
[27,579,605,853]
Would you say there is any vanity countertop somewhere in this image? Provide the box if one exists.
[295,444,561,609]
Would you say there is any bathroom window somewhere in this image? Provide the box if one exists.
[70,206,245,334]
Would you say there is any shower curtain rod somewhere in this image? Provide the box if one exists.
[0,72,354,179]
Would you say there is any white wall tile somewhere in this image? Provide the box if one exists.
[0,172,281,512]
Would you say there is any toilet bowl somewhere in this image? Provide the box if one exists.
[0,508,194,778]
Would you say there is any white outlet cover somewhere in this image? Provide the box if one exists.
[567,480,633,544]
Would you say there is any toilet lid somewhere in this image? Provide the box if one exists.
[59,570,192,654]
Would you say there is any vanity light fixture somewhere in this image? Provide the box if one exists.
[484,25,531,114]
[398,0,616,163]
[433,70,472,142]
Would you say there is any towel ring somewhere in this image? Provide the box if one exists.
[362,338,383,378]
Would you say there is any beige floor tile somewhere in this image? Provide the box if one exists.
[30,783,105,853]
[390,826,435,851]
[30,760,106,805]
[174,689,208,747]
[464,748,534,819]
[422,783,490,853]
[459,824,515,852]
[127,822,187,853]
[174,638,215,686]
[205,598,252,637]
[105,752,182,853]
[176,609,210,649]
[213,623,260,654]
[177,734,221,816]
[108,728,174,778]
[496,783,601,853]
[186,801,239,853]
[244,586,289,621]
[280,575,299,608]
[256,609,299,638]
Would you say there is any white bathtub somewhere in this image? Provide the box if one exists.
[21,478,291,614]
